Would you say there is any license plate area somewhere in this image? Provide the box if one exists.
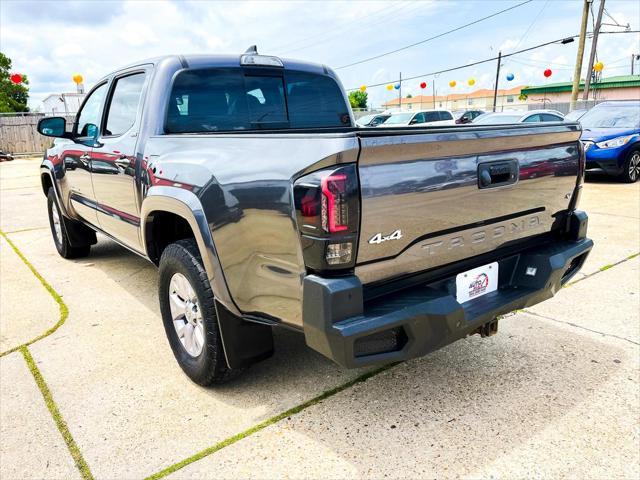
[455,262,499,304]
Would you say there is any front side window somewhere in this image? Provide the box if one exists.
[523,114,541,123]
[105,73,146,136]
[165,68,349,133]
[76,82,108,137]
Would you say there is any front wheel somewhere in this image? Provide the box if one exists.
[158,239,238,385]
[47,188,91,258]
[619,150,640,183]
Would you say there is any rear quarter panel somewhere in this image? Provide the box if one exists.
[143,133,359,327]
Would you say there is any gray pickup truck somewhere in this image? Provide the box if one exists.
[38,49,592,385]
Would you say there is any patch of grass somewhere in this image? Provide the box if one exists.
[0,230,68,358]
[21,346,94,480]
[145,363,398,480]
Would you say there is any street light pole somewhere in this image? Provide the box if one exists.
[492,51,502,112]
[583,0,606,101]
[399,72,402,110]
[570,0,591,112]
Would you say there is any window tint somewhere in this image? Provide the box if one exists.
[105,73,146,136]
[423,112,440,122]
[523,114,541,123]
[76,83,108,137]
[439,111,453,121]
[165,68,349,133]
[541,113,562,122]
[412,113,426,124]
[286,71,349,128]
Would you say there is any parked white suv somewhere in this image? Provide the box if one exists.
[383,110,456,127]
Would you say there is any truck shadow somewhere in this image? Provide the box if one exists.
[82,235,629,477]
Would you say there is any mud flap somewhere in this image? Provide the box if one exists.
[215,300,274,369]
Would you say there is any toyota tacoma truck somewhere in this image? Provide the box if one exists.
[37,49,592,385]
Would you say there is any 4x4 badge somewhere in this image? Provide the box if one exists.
[369,229,402,245]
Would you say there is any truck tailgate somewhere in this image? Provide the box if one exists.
[355,124,582,284]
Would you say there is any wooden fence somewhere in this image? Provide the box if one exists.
[0,113,75,155]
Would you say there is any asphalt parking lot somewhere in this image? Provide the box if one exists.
[1,157,638,480]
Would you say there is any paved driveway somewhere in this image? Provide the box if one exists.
[1,159,638,479]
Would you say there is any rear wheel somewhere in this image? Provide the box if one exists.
[158,239,238,385]
[620,150,640,183]
[47,188,91,258]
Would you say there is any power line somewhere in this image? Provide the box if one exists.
[336,0,534,70]
[346,30,639,91]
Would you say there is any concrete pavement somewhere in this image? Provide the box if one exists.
[0,158,638,479]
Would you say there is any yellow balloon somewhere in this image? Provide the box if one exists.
[72,74,83,85]
[359,85,367,92]
[386,84,394,91]
[449,80,456,88]
[594,62,604,72]
[468,78,475,86]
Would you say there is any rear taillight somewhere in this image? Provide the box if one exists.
[294,165,359,272]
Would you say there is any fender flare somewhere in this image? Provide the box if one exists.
[140,186,238,314]
[40,160,70,217]
[141,186,274,369]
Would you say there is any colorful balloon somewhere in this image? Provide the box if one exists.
[543,69,552,78]
[468,78,475,86]
[394,83,400,90]
[506,73,515,81]
[594,62,604,72]
[72,74,84,85]
[9,73,23,85]
[420,82,427,89]
[449,80,456,88]
[386,84,394,91]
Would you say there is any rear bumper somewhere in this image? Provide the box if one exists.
[302,212,592,369]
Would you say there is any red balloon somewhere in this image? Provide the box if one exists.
[10,73,23,85]
[420,82,427,89]
[543,69,552,78]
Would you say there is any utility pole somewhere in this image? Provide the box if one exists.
[432,79,436,109]
[583,0,605,101]
[492,51,502,112]
[399,72,402,110]
[632,54,640,75]
[570,0,591,111]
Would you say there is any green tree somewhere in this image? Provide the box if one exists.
[348,90,367,109]
[406,93,413,98]
[0,52,29,113]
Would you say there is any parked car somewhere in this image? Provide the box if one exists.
[564,109,588,122]
[579,100,640,183]
[455,109,485,124]
[37,49,592,385]
[356,113,391,127]
[383,109,456,127]
[473,110,564,125]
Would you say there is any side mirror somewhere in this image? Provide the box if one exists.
[409,118,418,125]
[37,117,69,138]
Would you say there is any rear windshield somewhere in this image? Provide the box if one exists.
[165,68,351,133]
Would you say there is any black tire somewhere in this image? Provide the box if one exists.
[619,149,640,183]
[158,239,238,385]
[47,188,91,259]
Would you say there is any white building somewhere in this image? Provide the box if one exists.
[42,93,86,115]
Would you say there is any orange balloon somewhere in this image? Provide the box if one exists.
[72,74,83,85]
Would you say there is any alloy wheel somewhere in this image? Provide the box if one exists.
[168,272,205,357]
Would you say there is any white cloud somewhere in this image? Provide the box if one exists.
[0,0,638,109]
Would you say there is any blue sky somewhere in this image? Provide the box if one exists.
[1,0,639,109]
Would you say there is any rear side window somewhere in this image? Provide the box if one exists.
[423,112,440,122]
[165,68,350,133]
[439,111,453,121]
[105,73,146,136]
